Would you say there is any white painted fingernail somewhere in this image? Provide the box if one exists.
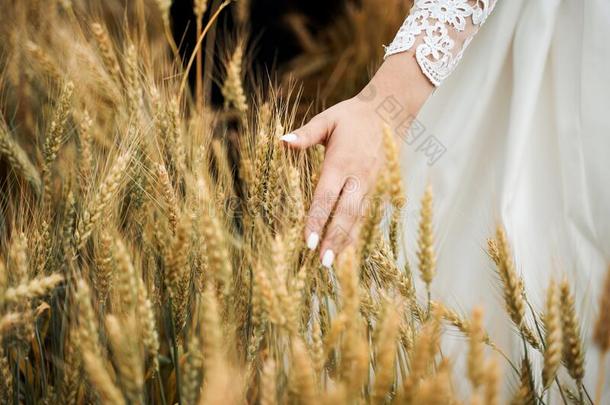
[322,250,335,268]
[280,133,298,143]
[306,232,320,250]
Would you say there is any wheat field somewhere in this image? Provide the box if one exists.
[0,1,608,404]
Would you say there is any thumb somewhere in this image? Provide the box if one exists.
[280,113,334,149]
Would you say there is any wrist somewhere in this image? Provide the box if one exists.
[377,53,434,111]
[357,52,434,116]
[353,53,433,144]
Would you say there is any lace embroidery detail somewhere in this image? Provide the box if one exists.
[384,0,497,86]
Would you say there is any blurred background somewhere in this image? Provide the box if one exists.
[168,0,412,110]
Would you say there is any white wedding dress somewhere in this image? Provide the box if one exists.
[386,0,610,398]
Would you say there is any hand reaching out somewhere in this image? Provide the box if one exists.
[281,53,434,267]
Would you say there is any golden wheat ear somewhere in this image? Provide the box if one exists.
[42,82,73,188]
[417,184,436,311]
[542,279,562,390]
[371,298,401,404]
[559,278,585,384]
[594,265,610,404]
[0,346,14,403]
[0,119,42,196]
[488,225,541,350]
[467,307,485,391]
[91,23,122,85]
[594,265,610,353]
[75,152,132,249]
[222,42,249,115]
[82,350,125,405]
[382,124,406,259]
[2,273,63,305]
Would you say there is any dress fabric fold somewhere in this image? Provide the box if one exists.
[399,0,610,392]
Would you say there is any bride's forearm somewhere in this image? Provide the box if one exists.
[356,53,434,133]
[373,53,435,113]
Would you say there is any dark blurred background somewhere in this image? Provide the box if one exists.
[171,0,346,69]
[170,0,347,104]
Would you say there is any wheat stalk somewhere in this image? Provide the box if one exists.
[260,358,277,405]
[382,124,405,259]
[417,185,436,293]
[542,279,562,390]
[199,284,225,396]
[76,152,131,248]
[3,273,63,304]
[91,22,122,83]
[467,307,485,391]
[8,232,28,282]
[372,300,400,404]
[222,42,248,114]
[82,350,126,405]
[411,360,453,404]
[42,81,73,185]
[358,173,387,262]
[0,312,22,335]
[594,266,610,404]
[488,227,541,350]
[194,0,208,107]
[252,259,281,326]
[61,327,82,404]
[124,44,140,119]
[197,178,231,297]
[25,40,63,83]
[263,120,283,223]
[194,0,209,23]
[93,231,115,304]
[235,0,250,25]
[483,358,501,405]
[181,335,203,405]
[137,279,160,371]
[75,279,101,357]
[559,278,585,384]
[154,0,173,28]
[0,261,6,296]
[249,103,272,213]
[403,308,442,401]
[310,317,324,375]
[105,315,144,404]
[594,266,610,352]
[511,358,536,405]
[78,109,94,181]
[164,215,192,333]
[0,347,13,404]
[112,238,138,313]
[157,163,178,232]
[290,337,318,403]
[0,119,42,195]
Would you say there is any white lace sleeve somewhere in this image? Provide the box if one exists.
[384,0,498,86]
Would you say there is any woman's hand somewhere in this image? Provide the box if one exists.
[281,53,434,267]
